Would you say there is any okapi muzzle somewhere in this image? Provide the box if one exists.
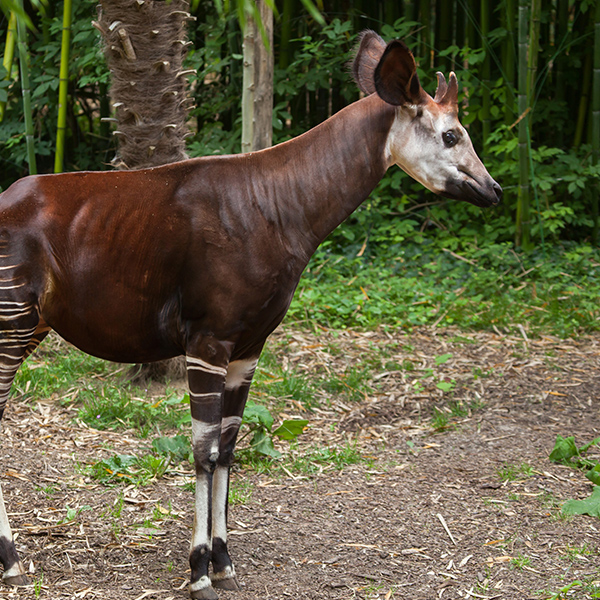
[0,31,500,599]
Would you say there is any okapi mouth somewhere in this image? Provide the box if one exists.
[442,174,503,208]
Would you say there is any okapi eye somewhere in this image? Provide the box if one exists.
[442,130,458,148]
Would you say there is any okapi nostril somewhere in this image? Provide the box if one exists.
[494,184,503,202]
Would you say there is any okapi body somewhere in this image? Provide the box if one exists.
[0,32,501,598]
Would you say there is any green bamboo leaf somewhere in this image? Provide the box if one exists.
[299,0,324,25]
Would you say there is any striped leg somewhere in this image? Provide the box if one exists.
[210,358,259,590]
[0,303,48,585]
[186,342,232,600]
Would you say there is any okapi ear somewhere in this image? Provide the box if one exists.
[351,30,388,95]
[374,40,424,106]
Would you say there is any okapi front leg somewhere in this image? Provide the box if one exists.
[186,346,231,600]
[211,358,259,590]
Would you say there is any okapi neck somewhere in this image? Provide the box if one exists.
[242,94,396,257]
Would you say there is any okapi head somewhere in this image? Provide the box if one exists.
[353,31,502,208]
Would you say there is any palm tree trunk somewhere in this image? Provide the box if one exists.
[96,0,193,169]
[54,0,73,173]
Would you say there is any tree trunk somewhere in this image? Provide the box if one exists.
[96,0,194,169]
[96,0,194,381]
[241,0,274,153]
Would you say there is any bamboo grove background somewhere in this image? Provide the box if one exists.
[0,0,599,251]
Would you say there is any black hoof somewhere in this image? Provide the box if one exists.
[190,585,219,600]
[212,576,240,591]
[3,573,30,587]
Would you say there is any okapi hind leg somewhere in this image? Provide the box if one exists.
[210,357,260,591]
[0,314,48,586]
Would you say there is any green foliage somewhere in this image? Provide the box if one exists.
[562,486,600,518]
[0,1,110,187]
[87,453,165,486]
[287,241,600,337]
[542,579,600,600]
[549,435,600,518]
[76,387,190,437]
[152,434,193,463]
[239,399,308,459]
[497,462,535,482]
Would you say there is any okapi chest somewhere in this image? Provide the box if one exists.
[0,31,501,599]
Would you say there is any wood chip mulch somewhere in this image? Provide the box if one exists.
[0,325,599,599]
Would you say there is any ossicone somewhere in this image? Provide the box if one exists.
[434,71,458,107]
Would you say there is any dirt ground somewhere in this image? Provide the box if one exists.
[0,325,599,600]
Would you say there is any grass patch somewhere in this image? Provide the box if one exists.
[288,242,600,337]
[497,462,535,482]
[239,441,365,476]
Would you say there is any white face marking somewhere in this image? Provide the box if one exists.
[225,359,258,391]
[186,356,228,378]
[385,103,487,195]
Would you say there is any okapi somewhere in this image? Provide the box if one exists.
[0,32,501,598]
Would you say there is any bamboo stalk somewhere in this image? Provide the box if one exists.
[592,0,600,244]
[502,0,516,125]
[15,4,36,175]
[527,0,541,105]
[436,0,452,71]
[54,0,73,173]
[554,0,569,147]
[420,0,432,67]
[278,0,294,70]
[0,11,17,123]
[480,0,490,154]
[516,0,529,249]
[573,50,592,148]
